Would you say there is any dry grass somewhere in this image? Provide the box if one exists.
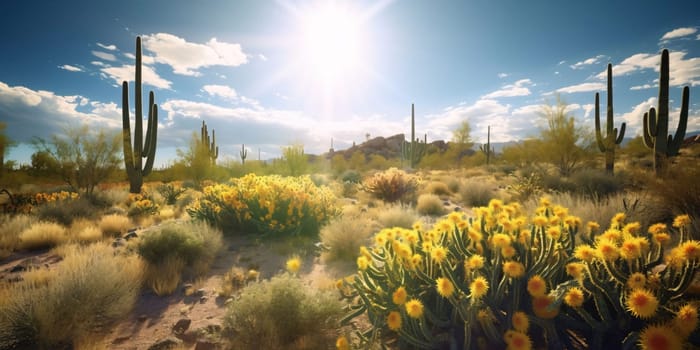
[98,214,132,237]
[416,193,447,216]
[18,221,68,251]
[146,255,186,296]
[0,242,144,349]
[424,181,451,196]
[0,214,36,257]
[319,214,378,267]
[157,205,177,222]
[460,178,498,208]
[376,204,420,229]
[69,219,104,243]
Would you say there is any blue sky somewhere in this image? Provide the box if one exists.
[1,0,699,167]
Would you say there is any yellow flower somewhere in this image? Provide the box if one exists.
[357,256,370,270]
[526,275,547,297]
[492,233,512,248]
[405,299,424,319]
[611,212,626,227]
[512,311,529,332]
[672,214,691,228]
[436,277,455,298]
[387,311,402,331]
[359,246,372,260]
[652,232,671,245]
[468,228,483,242]
[587,221,600,233]
[546,226,561,240]
[600,228,622,242]
[503,261,525,278]
[620,238,642,260]
[626,289,658,319]
[532,295,559,319]
[466,255,485,270]
[648,223,667,235]
[627,273,646,290]
[470,276,489,298]
[539,196,551,208]
[392,286,407,305]
[565,263,585,279]
[410,254,423,269]
[286,256,302,274]
[595,239,619,261]
[673,304,698,337]
[336,335,350,350]
[430,245,448,264]
[488,199,504,212]
[638,324,682,350]
[501,245,516,259]
[622,222,642,235]
[678,240,700,261]
[532,215,548,227]
[564,287,584,308]
[505,329,532,350]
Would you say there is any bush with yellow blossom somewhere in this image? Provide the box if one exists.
[339,197,700,349]
[187,174,338,236]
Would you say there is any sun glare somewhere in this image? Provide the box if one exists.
[298,3,365,85]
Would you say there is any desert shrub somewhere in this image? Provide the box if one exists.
[505,171,543,201]
[137,221,223,294]
[446,178,461,194]
[188,174,338,237]
[416,193,447,216]
[341,170,362,184]
[92,187,129,208]
[18,222,67,251]
[424,181,451,196]
[460,178,496,208]
[362,168,419,203]
[0,243,144,349]
[569,168,625,200]
[377,205,419,229]
[68,219,103,243]
[35,196,97,226]
[98,214,132,237]
[340,199,700,349]
[218,267,260,298]
[125,192,159,218]
[224,273,343,349]
[646,164,700,237]
[319,214,377,266]
[0,214,36,257]
[157,183,186,205]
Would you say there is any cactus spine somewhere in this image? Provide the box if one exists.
[642,49,690,176]
[594,64,626,175]
[200,121,218,165]
[122,36,158,194]
[401,103,426,168]
[480,125,494,164]
[240,144,247,164]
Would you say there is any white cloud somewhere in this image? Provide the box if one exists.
[482,79,533,99]
[202,84,238,100]
[555,82,606,94]
[0,81,120,142]
[96,42,117,51]
[59,64,82,72]
[597,51,700,87]
[630,84,654,91]
[92,51,117,61]
[570,55,606,69]
[497,73,508,78]
[258,54,268,61]
[91,61,106,67]
[620,97,656,135]
[101,64,172,89]
[141,33,248,76]
[661,27,697,41]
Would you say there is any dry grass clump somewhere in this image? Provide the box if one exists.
[416,193,447,216]
[69,219,104,243]
[0,214,36,257]
[219,267,260,298]
[376,204,420,229]
[319,214,378,267]
[224,273,343,349]
[424,181,451,196]
[460,178,497,208]
[137,221,223,295]
[18,222,68,251]
[362,168,419,203]
[98,214,132,237]
[35,197,100,226]
[0,243,144,349]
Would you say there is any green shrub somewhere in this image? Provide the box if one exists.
[156,183,186,205]
[460,178,496,208]
[35,197,99,226]
[362,168,419,204]
[569,168,624,200]
[224,273,343,349]
[0,243,144,349]
[416,193,447,216]
[341,170,362,184]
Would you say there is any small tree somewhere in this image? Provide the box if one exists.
[33,125,121,195]
[0,122,15,177]
[282,144,307,176]
[176,131,214,187]
[452,121,474,148]
[538,98,594,176]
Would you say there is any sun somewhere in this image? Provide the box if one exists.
[297,2,366,85]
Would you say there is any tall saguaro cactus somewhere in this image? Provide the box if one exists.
[594,63,626,175]
[401,103,426,168]
[240,144,247,164]
[122,36,158,194]
[642,49,690,176]
[201,121,219,165]
[479,125,494,165]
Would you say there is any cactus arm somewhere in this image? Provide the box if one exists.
[142,103,158,176]
[122,81,136,180]
[614,123,626,145]
[142,91,155,156]
[668,86,689,155]
[594,92,606,152]
[134,37,143,173]
[642,109,656,149]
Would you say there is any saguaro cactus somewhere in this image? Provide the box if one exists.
[642,49,690,176]
[240,144,247,164]
[594,64,626,175]
[401,104,426,168]
[201,121,218,165]
[122,36,158,194]
[480,125,494,165]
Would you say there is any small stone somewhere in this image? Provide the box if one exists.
[200,296,208,303]
[137,314,148,322]
[9,264,26,273]
[148,337,182,350]
[195,288,206,296]
[453,207,462,212]
[179,306,191,315]
[172,318,192,335]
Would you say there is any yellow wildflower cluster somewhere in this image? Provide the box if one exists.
[34,191,79,205]
[188,174,338,236]
[126,192,159,217]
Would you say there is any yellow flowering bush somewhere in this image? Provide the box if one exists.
[34,191,79,205]
[340,198,700,349]
[125,192,159,217]
[188,174,338,236]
